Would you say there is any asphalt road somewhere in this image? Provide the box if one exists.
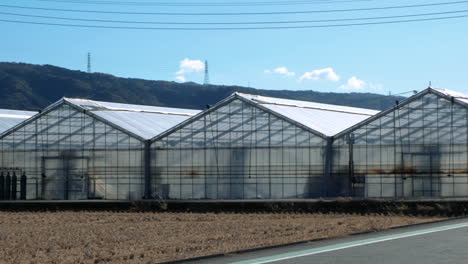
[182,217,468,264]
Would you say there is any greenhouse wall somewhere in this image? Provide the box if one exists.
[151,98,328,199]
[0,102,145,200]
[333,91,468,198]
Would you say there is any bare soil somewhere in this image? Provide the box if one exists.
[0,212,445,264]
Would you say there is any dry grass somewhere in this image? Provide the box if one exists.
[0,212,445,264]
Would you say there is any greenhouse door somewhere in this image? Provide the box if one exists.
[41,157,89,200]
[402,153,439,198]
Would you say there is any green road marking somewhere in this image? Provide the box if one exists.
[230,221,468,264]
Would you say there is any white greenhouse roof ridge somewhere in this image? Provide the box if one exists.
[65,98,198,116]
[235,92,380,137]
[0,109,37,133]
[432,88,468,105]
[236,93,378,116]
[64,98,201,140]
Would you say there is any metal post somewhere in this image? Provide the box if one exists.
[11,172,17,200]
[5,172,11,200]
[143,140,152,199]
[0,172,4,200]
[268,114,272,199]
[323,137,334,197]
[63,157,68,200]
[347,134,355,197]
[20,172,27,200]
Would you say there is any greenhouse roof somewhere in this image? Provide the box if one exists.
[333,87,468,139]
[0,109,36,133]
[65,98,201,140]
[236,93,380,137]
[432,88,468,105]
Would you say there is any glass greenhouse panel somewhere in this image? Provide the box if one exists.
[0,109,36,135]
[0,103,145,200]
[152,98,327,199]
[334,92,468,198]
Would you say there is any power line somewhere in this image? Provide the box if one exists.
[1,9,468,25]
[2,1,468,16]
[392,90,418,96]
[19,0,374,7]
[0,14,467,30]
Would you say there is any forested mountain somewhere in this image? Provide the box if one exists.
[0,62,403,111]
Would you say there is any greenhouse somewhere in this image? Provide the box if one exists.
[3,87,467,201]
[333,88,468,198]
[0,98,199,200]
[0,108,38,200]
[150,92,378,199]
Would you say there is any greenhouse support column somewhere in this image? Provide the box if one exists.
[144,140,152,199]
[323,137,334,197]
[347,133,355,197]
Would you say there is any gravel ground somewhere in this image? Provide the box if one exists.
[0,212,445,264]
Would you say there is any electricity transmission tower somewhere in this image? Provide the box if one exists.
[87,52,91,73]
[204,60,210,85]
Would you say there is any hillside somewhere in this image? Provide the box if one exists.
[0,62,402,111]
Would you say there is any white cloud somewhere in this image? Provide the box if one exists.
[176,58,205,75]
[174,58,205,83]
[299,67,340,82]
[338,77,383,91]
[264,66,295,77]
[339,76,366,89]
[175,75,186,82]
[274,67,295,77]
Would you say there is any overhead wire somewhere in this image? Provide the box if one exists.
[392,90,419,96]
[1,1,468,16]
[17,0,375,7]
[1,0,468,30]
[0,13,467,30]
[1,9,468,25]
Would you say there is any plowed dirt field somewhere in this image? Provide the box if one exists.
[0,212,445,263]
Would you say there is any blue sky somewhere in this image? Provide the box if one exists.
[1,0,468,95]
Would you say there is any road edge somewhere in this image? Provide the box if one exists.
[161,216,466,264]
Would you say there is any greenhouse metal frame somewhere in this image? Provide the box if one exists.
[2,87,468,201]
[333,88,468,198]
[150,92,377,199]
[0,98,199,200]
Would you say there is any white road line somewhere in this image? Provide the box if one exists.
[231,221,468,264]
